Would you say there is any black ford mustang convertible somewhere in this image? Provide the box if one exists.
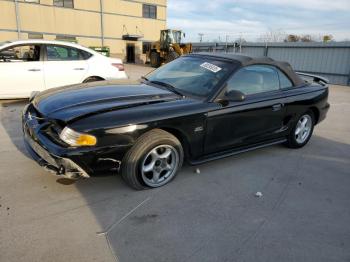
[23,53,330,189]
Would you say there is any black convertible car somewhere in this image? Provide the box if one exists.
[22,53,330,189]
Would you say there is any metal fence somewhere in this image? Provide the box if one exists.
[192,42,350,86]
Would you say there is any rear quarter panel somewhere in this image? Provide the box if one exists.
[283,84,329,126]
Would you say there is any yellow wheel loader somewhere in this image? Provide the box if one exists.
[148,29,192,68]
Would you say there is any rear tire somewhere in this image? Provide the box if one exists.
[121,129,184,190]
[285,111,315,148]
[83,76,104,83]
[150,51,161,68]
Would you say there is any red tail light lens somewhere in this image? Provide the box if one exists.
[112,63,125,71]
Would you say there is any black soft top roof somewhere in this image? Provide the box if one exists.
[188,52,304,86]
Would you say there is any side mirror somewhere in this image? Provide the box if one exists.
[225,89,245,102]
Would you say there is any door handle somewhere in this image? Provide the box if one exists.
[272,103,284,111]
[73,68,85,70]
[28,69,41,72]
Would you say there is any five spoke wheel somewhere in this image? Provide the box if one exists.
[141,145,179,187]
[295,114,312,144]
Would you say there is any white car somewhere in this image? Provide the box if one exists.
[0,40,128,99]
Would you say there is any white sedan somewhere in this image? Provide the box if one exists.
[0,40,128,99]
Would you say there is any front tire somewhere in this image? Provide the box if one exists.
[121,129,184,190]
[286,111,315,148]
[83,76,104,83]
[150,51,161,68]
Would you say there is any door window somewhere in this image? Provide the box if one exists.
[0,45,41,62]
[277,69,293,89]
[226,65,280,95]
[46,45,88,61]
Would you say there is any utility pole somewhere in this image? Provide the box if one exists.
[99,0,105,46]
[239,32,242,53]
[198,33,204,42]
[14,0,21,39]
[225,35,229,53]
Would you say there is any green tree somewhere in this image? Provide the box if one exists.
[323,35,333,42]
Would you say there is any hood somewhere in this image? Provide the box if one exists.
[33,80,179,122]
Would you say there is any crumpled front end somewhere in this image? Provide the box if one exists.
[22,104,93,179]
[22,103,125,179]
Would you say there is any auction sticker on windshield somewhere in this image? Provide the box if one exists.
[200,62,222,73]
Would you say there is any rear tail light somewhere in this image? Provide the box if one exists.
[112,63,125,71]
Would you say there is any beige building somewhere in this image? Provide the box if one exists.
[0,0,167,63]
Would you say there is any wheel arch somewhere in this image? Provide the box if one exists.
[309,106,320,124]
[159,127,191,161]
[83,76,105,83]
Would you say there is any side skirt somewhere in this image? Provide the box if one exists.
[189,138,287,165]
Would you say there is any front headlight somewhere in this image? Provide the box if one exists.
[59,127,97,146]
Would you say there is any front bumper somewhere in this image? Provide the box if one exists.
[24,136,90,178]
[22,109,91,178]
[22,104,124,179]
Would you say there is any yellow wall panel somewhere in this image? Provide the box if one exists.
[128,0,166,6]
[39,0,52,5]
[77,37,103,48]
[0,31,18,42]
[0,1,17,30]
[44,34,56,40]
[74,0,100,11]
[104,14,165,41]
[157,6,166,20]
[103,0,141,17]
[102,0,166,19]
[18,3,101,36]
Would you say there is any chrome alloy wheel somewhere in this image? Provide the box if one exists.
[141,145,179,187]
[295,114,312,144]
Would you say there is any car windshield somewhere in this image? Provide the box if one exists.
[146,56,233,98]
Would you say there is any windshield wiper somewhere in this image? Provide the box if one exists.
[148,80,185,97]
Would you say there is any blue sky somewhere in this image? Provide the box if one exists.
[167,0,350,42]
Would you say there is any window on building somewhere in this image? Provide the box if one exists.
[54,0,74,8]
[28,33,43,39]
[143,4,157,19]
[24,0,40,3]
[142,42,152,54]
[55,35,77,43]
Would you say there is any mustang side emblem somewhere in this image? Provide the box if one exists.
[194,126,204,132]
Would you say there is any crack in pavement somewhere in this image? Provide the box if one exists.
[96,197,151,262]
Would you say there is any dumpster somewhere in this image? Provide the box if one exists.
[89,46,110,57]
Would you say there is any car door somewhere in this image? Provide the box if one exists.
[204,65,288,154]
[43,44,89,89]
[0,44,45,98]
